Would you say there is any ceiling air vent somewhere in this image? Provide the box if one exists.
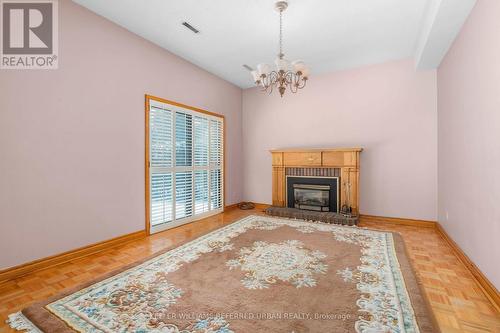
[182,22,199,34]
[243,64,254,71]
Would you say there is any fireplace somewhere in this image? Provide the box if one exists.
[271,148,361,216]
[286,176,339,212]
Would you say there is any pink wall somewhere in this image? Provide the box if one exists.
[242,59,437,221]
[0,1,243,269]
[437,0,499,288]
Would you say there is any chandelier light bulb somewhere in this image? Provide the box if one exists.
[250,70,259,82]
[301,66,311,78]
[292,60,306,74]
[257,63,271,77]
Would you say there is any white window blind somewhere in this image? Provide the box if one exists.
[209,120,223,210]
[150,173,173,225]
[175,112,193,167]
[194,116,209,166]
[175,171,193,219]
[150,106,173,168]
[210,119,222,167]
[149,98,223,233]
[194,170,209,214]
[210,169,222,210]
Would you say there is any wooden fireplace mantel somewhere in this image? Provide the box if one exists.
[270,148,363,215]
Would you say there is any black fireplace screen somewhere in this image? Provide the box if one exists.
[293,184,330,211]
[287,176,339,212]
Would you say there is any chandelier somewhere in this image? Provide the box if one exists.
[250,0,310,97]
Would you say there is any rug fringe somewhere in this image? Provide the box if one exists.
[6,312,42,332]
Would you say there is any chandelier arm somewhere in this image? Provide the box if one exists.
[266,72,274,93]
[262,80,271,93]
[297,75,304,85]
[264,72,274,89]
[260,78,268,91]
[294,76,302,89]
[283,71,293,85]
[260,77,268,90]
[298,78,307,89]
[271,71,279,85]
[260,75,266,88]
[266,72,275,91]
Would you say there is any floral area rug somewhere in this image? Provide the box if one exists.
[8,215,438,332]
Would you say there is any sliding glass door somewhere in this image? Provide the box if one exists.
[147,96,224,234]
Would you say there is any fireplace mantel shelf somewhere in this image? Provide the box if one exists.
[270,148,363,153]
[271,148,362,215]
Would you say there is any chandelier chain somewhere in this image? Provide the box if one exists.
[279,10,283,58]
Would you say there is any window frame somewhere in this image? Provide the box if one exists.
[145,94,225,235]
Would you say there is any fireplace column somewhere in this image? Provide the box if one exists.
[272,153,286,206]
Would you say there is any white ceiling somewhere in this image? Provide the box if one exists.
[72,0,476,88]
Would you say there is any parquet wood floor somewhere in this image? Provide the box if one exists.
[0,207,498,332]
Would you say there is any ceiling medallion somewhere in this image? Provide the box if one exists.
[250,0,310,97]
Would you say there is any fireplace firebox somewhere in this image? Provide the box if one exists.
[286,176,339,212]
[293,184,330,211]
